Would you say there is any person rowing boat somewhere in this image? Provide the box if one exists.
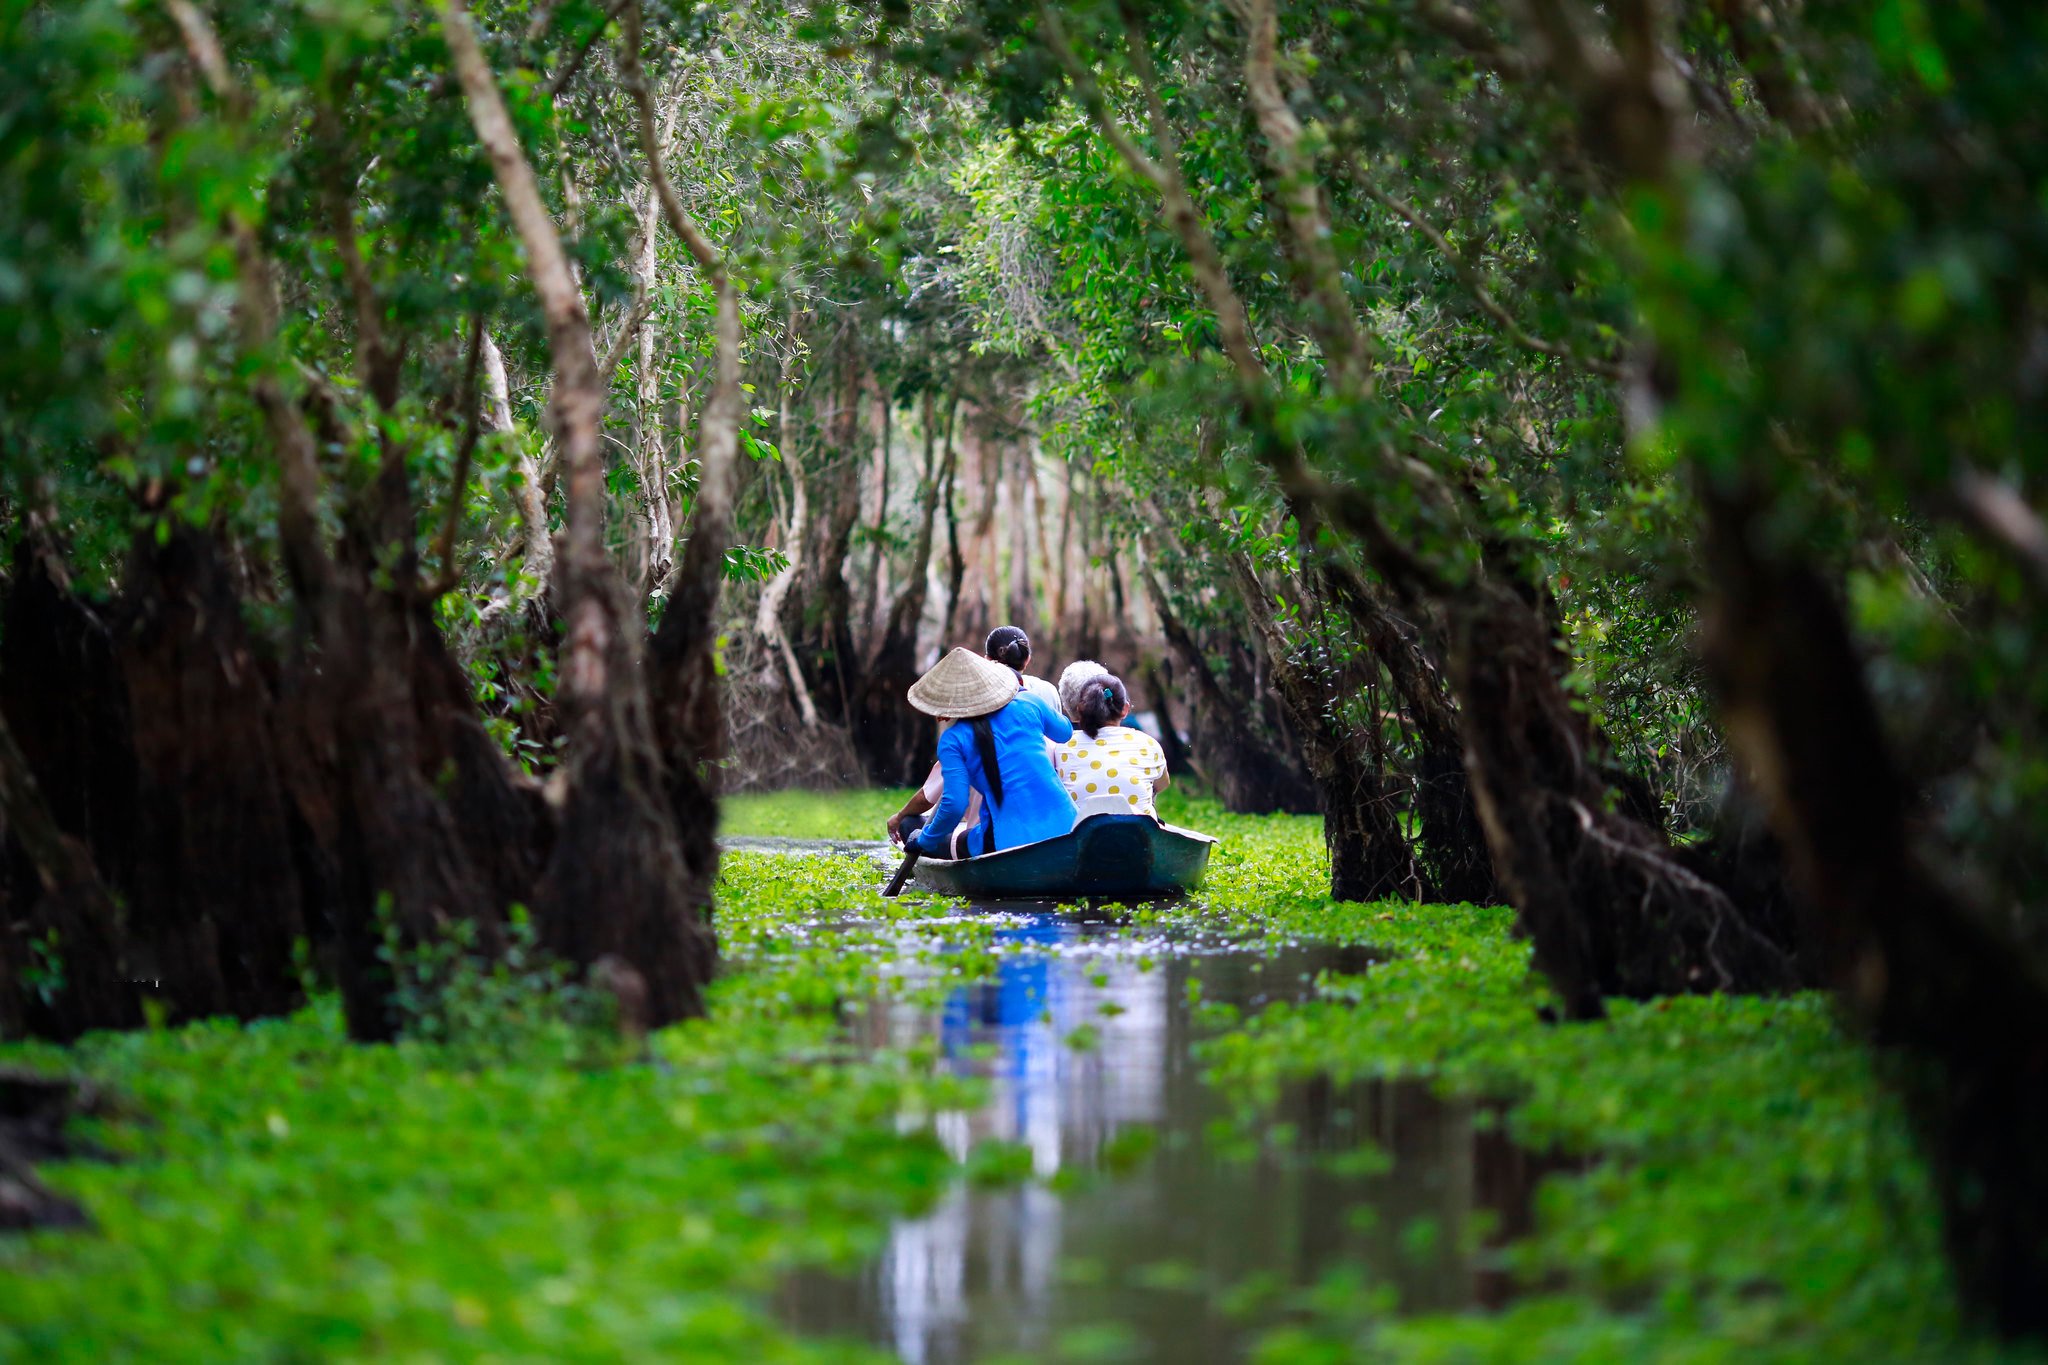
[890,648,1075,859]
[887,625,1061,852]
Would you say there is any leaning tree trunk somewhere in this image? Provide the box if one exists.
[1702,480,2048,1334]
[626,0,738,949]
[1047,7,1785,1002]
[450,0,712,1025]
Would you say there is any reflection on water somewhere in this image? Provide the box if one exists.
[775,912,1573,1363]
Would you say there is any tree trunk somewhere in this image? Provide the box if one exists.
[787,345,866,724]
[0,684,135,1042]
[1142,564,1318,814]
[481,329,555,599]
[1442,570,1799,1018]
[850,386,945,783]
[1226,550,1416,901]
[1006,437,1033,626]
[1320,560,1498,905]
[116,525,308,1023]
[450,0,713,1026]
[955,409,1000,647]
[1144,662,1194,780]
[1702,481,2048,1334]
[939,395,967,645]
[859,384,891,650]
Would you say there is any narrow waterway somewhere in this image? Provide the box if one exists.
[762,888,1573,1363]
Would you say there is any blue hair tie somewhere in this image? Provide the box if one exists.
[1102,684,1116,704]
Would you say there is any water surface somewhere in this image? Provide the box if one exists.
[774,907,1571,1363]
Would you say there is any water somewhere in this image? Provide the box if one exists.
[773,908,1573,1363]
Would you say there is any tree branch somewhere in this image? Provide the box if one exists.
[314,101,398,408]
[623,0,743,760]
[167,0,336,609]
[1953,467,2048,597]
[1346,160,1627,381]
[445,0,613,712]
[421,311,486,600]
[546,0,632,98]
[1039,4,1266,387]
[1234,0,1374,388]
[1414,0,1535,78]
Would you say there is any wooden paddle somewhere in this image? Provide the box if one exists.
[882,845,920,897]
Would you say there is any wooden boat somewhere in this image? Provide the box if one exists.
[913,812,1218,900]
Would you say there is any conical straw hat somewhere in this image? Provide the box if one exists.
[907,647,1020,719]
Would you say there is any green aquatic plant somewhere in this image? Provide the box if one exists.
[2,794,2038,1363]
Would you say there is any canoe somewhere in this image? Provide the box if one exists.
[913,812,1217,900]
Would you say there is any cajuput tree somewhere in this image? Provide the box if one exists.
[871,0,1795,1011]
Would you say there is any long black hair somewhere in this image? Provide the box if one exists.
[985,625,1031,672]
[969,714,1005,804]
[1074,674,1128,738]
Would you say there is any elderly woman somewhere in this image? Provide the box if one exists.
[1053,663,1170,819]
[894,648,1075,858]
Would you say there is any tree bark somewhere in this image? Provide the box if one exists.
[1141,563,1319,814]
[1702,480,2048,1334]
[850,386,946,783]
[0,678,135,1042]
[1225,548,1417,900]
[449,0,713,1024]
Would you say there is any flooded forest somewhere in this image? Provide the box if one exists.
[2,0,2047,1360]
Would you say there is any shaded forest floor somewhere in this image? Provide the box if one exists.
[0,792,2032,1362]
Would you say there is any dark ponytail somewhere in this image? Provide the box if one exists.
[970,715,1006,805]
[985,625,1031,673]
[1074,674,1129,738]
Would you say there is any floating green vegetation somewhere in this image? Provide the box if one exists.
[730,789,2037,1360]
[0,852,983,1364]
[0,792,2034,1362]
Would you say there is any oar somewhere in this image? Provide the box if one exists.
[882,845,921,898]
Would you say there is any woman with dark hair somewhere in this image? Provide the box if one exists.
[893,648,1074,858]
[887,624,1060,846]
[985,624,1062,710]
[1053,668,1171,819]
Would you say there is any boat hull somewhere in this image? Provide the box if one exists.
[913,813,1216,900]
